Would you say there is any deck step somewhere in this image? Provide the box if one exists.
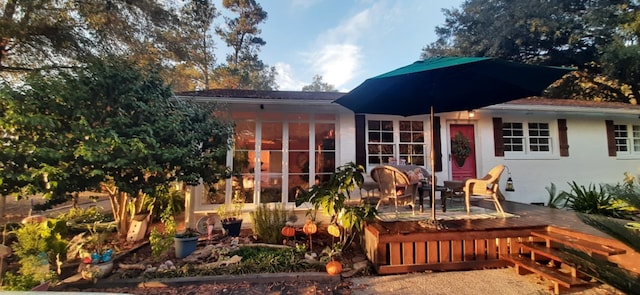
[501,253,589,294]
[520,241,573,263]
[530,230,626,257]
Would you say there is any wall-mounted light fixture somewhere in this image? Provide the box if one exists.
[468,110,475,118]
[505,165,515,192]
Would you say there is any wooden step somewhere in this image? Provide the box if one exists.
[520,241,572,263]
[519,241,582,278]
[531,230,626,257]
[501,253,589,295]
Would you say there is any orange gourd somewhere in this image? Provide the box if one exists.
[303,221,317,235]
[281,226,295,237]
[327,224,340,237]
[326,260,342,275]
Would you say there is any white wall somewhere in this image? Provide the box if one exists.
[455,110,640,205]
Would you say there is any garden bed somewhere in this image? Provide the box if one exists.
[51,227,369,293]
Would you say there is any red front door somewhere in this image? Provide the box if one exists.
[450,124,476,181]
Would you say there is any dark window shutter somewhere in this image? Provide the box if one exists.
[605,120,616,157]
[434,116,442,172]
[355,115,366,166]
[492,117,504,157]
[558,119,569,157]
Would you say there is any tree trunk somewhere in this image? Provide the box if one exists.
[0,196,5,218]
[72,192,79,209]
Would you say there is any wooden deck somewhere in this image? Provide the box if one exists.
[363,199,640,275]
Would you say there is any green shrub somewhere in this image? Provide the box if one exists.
[146,185,186,221]
[250,204,288,244]
[562,181,627,218]
[149,204,177,260]
[3,220,67,290]
[2,271,43,291]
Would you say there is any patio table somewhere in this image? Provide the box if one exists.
[418,181,448,213]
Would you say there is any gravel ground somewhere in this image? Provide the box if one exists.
[348,268,624,295]
[70,268,625,295]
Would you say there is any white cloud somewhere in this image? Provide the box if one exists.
[275,62,306,91]
[310,44,361,90]
[299,4,380,90]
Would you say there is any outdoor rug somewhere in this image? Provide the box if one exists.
[374,205,518,222]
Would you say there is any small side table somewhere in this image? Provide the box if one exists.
[418,181,448,213]
[442,180,465,212]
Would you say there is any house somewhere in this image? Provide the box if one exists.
[176,89,640,229]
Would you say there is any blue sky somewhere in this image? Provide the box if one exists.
[214,0,465,92]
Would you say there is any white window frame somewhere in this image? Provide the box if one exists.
[193,111,337,213]
[503,119,558,160]
[365,115,429,171]
[614,123,640,157]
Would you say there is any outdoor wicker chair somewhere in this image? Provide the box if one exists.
[463,164,505,216]
[370,165,418,214]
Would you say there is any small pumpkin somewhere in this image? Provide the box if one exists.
[326,260,343,275]
[327,224,341,237]
[281,226,295,238]
[303,221,317,235]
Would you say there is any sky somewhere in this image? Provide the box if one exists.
[214,0,465,92]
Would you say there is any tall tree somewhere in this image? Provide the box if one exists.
[214,0,277,90]
[170,0,219,91]
[422,0,638,102]
[302,75,338,92]
[0,0,182,74]
[0,58,234,236]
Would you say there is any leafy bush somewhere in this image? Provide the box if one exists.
[295,162,376,249]
[561,181,628,218]
[250,204,288,244]
[2,271,43,291]
[146,186,186,222]
[3,220,67,290]
[149,199,178,260]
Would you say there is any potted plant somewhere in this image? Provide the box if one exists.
[217,194,245,237]
[451,131,471,167]
[173,227,200,259]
